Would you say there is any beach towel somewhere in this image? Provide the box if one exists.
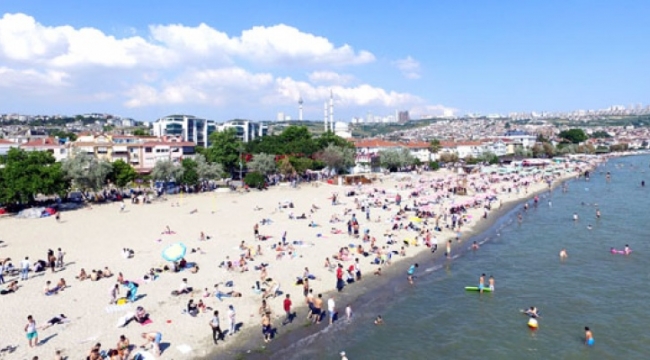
[105,304,132,314]
[176,344,193,354]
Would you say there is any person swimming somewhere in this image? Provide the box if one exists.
[559,249,568,259]
[524,307,540,318]
[585,326,594,346]
[624,245,631,255]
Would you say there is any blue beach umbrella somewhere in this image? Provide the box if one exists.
[162,242,187,262]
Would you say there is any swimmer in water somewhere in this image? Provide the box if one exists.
[479,273,485,293]
[488,275,495,292]
[585,326,594,346]
[374,315,383,325]
[587,224,592,230]
[471,241,479,250]
[559,249,568,259]
[573,213,579,222]
[525,307,539,318]
[596,209,601,219]
[624,245,631,255]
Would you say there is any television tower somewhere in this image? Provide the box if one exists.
[298,96,303,121]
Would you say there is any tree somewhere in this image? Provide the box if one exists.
[61,152,113,192]
[247,153,277,175]
[315,131,354,150]
[0,148,68,204]
[108,159,137,188]
[278,157,295,176]
[244,171,266,189]
[438,152,459,164]
[314,144,355,174]
[531,144,545,158]
[289,157,314,174]
[180,158,199,185]
[151,160,184,184]
[429,139,442,155]
[542,142,556,158]
[206,128,242,171]
[132,128,149,136]
[194,154,223,180]
[378,148,414,171]
[590,130,612,139]
[558,129,588,144]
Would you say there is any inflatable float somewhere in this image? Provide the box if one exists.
[465,286,493,292]
[610,249,631,255]
[528,318,538,329]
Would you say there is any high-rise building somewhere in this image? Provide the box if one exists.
[220,120,269,143]
[398,111,410,122]
[152,115,217,147]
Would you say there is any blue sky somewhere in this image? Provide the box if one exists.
[1,1,648,121]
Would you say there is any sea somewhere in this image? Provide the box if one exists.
[261,154,650,360]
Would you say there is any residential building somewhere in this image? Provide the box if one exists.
[20,137,69,162]
[0,138,18,155]
[69,134,196,173]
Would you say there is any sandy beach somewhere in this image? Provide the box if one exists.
[0,161,597,359]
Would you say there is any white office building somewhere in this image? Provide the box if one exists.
[152,115,218,147]
[220,120,269,143]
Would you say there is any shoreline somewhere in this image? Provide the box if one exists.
[216,169,588,360]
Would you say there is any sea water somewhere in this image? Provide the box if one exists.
[270,155,650,360]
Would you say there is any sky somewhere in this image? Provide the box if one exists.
[1,0,649,122]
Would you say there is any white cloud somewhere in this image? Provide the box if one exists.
[0,13,453,118]
[0,66,69,88]
[409,104,458,118]
[394,56,421,79]
[125,67,423,111]
[308,71,354,85]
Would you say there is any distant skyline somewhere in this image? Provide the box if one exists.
[0,1,648,122]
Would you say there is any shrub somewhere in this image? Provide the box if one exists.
[244,171,266,189]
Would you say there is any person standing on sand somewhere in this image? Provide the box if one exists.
[283,294,293,325]
[56,248,65,268]
[262,313,272,343]
[210,310,223,344]
[336,264,344,292]
[20,256,30,281]
[227,305,236,336]
[254,223,259,240]
[25,315,38,347]
[327,296,336,325]
[312,294,323,324]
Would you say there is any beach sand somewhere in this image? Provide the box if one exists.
[0,166,589,359]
